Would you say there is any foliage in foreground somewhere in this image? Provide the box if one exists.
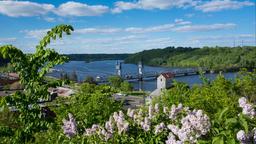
[1,69,256,143]
[0,24,74,142]
[35,71,256,144]
[54,83,123,129]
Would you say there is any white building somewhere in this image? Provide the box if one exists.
[149,72,174,99]
[157,72,174,90]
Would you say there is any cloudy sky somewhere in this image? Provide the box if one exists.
[0,0,255,54]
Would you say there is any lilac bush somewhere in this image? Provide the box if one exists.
[62,96,256,143]
[74,103,211,143]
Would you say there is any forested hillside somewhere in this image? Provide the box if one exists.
[124,46,256,70]
[124,46,196,66]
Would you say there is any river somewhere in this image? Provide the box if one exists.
[49,60,237,91]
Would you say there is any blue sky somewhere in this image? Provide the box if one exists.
[0,0,255,54]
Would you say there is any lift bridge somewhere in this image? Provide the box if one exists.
[114,61,207,82]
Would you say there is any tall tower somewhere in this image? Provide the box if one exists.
[116,61,122,77]
[138,61,143,81]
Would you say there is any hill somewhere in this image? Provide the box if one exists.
[124,46,256,70]
[124,46,196,66]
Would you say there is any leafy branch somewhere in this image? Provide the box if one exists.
[0,24,74,142]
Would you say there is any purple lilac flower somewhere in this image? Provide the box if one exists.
[169,104,183,119]
[238,97,256,118]
[105,116,114,134]
[237,130,249,144]
[149,104,154,119]
[165,132,183,144]
[62,113,77,138]
[154,122,166,134]
[154,103,160,113]
[127,108,135,118]
[140,117,151,131]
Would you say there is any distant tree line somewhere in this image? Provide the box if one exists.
[124,46,256,70]
[64,54,131,62]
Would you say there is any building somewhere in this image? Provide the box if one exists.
[157,72,174,90]
[149,72,174,99]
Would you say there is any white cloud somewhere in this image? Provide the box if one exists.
[192,34,256,41]
[0,1,109,17]
[190,34,256,47]
[125,24,176,33]
[0,37,16,43]
[173,23,236,32]
[174,19,192,25]
[22,21,236,39]
[0,1,54,17]
[54,1,109,16]
[55,35,173,53]
[21,29,49,39]
[112,1,139,13]
[43,17,56,22]
[238,34,256,38]
[112,0,254,13]
[112,0,198,13]
[196,0,254,12]
[75,28,122,34]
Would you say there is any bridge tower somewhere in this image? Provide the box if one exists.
[138,61,143,81]
[116,61,122,77]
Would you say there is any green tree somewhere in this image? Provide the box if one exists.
[120,81,133,92]
[0,24,74,142]
[108,75,123,88]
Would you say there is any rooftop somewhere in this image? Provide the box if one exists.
[160,72,175,79]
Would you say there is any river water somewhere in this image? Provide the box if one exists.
[50,60,237,91]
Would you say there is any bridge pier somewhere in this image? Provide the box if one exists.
[116,61,122,77]
[138,61,143,81]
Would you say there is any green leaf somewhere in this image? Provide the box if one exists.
[239,115,249,133]
[224,118,238,128]
[218,107,229,122]
[212,136,224,144]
